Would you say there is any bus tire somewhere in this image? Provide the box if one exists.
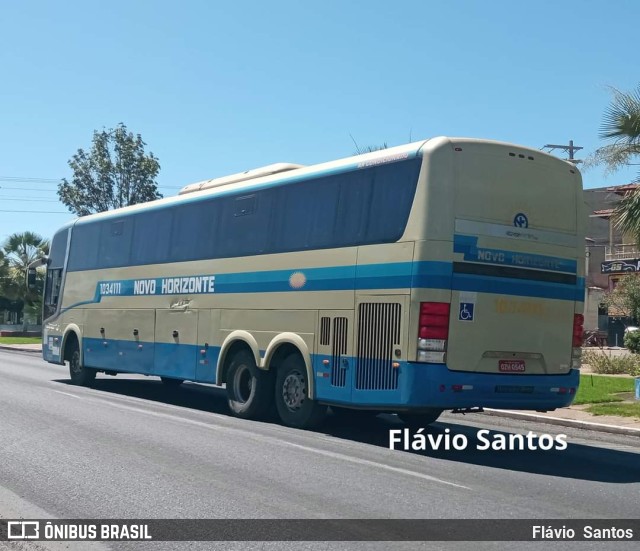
[160,377,184,388]
[398,409,443,428]
[226,349,272,419]
[275,353,326,429]
[67,340,96,386]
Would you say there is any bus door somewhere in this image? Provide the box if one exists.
[154,308,198,380]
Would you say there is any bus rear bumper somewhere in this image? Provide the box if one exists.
[403,363,580,411]
[316,361,580,411]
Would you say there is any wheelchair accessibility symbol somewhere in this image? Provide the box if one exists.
[459,302,474,322]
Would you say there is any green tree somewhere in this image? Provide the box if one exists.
[58,123,162,216]
[588,86,640,242]
[1,232,49,325]
[600,273,640,326]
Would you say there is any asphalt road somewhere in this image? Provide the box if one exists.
[1,349,639,551]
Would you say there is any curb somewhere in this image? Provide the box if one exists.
[484,408,640,438]
[0,344,42,354]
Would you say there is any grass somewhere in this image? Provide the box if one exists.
[586,402,640,419]
[573,374,635,405]
[0,336,41,345]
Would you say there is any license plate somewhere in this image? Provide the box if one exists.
[495,385,534,393]
[499,360,526,372]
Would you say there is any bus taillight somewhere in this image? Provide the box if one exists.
[417,302,450,363]
[571,313,584,369]
[572,314,584,347]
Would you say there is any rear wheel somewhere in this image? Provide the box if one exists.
[275,354,326,429]
[67,339,96,386]
[226,349,273,419]
[398,408,443,428]
[160,377,184,388]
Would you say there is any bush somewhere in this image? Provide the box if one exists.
[581,350,640,376]
[624,330,640,353]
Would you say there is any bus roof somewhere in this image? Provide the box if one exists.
[70,138,432,227]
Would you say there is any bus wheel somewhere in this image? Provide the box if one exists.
[67,341,96,386]
[398,409,443,428]
[226,349,272,419]
[275,354,326,429]
[160,377,184,388]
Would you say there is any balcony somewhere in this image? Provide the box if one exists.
[605,244,640,261]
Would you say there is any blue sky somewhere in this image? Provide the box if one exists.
[0,0,637,243]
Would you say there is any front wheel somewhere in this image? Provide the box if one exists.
[67,341,96,386]
[275,354,326,429]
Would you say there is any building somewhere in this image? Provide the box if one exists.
[584,183,640,346]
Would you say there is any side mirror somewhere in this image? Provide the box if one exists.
[27,267,37,290]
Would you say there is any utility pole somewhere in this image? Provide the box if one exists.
[542,141,583,164]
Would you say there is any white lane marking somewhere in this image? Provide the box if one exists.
[50,389,82,399]
[77,397,469,491]
[281,441,471,490]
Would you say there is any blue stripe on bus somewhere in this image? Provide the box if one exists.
[452,273,585,301]
[59,260,584,316]
[453,234,578,274]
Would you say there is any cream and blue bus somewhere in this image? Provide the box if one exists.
[40,137,585,428]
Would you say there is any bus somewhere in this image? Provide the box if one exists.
[38,137,586,429]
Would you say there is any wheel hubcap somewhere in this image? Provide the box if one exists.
[282,371,306,411]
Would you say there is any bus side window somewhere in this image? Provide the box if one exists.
[134,209,173,264]
[275,179,339,251]
[219,193,272,256]
[98,219,132,268]
[44,268,63,320]
[170,201,218,262]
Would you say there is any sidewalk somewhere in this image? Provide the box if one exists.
[2,343,639,437]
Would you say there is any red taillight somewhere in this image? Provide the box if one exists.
[572,313,584,348]
[421,302,450,315]
[419,302,450,338]
[416,302,450,363]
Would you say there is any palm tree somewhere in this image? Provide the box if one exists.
[1,232,49,326]
[590,86,640,242]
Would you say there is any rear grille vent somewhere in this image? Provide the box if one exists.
[320,317,330,346]
[356,303,401,390]
[330,317,348,387]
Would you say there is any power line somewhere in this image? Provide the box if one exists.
[0,176,182,192]
[0,196,61,202]
[0,209,70,214]
[0,176,60,183]
[0,186,60,192]
[542,141,583,164]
